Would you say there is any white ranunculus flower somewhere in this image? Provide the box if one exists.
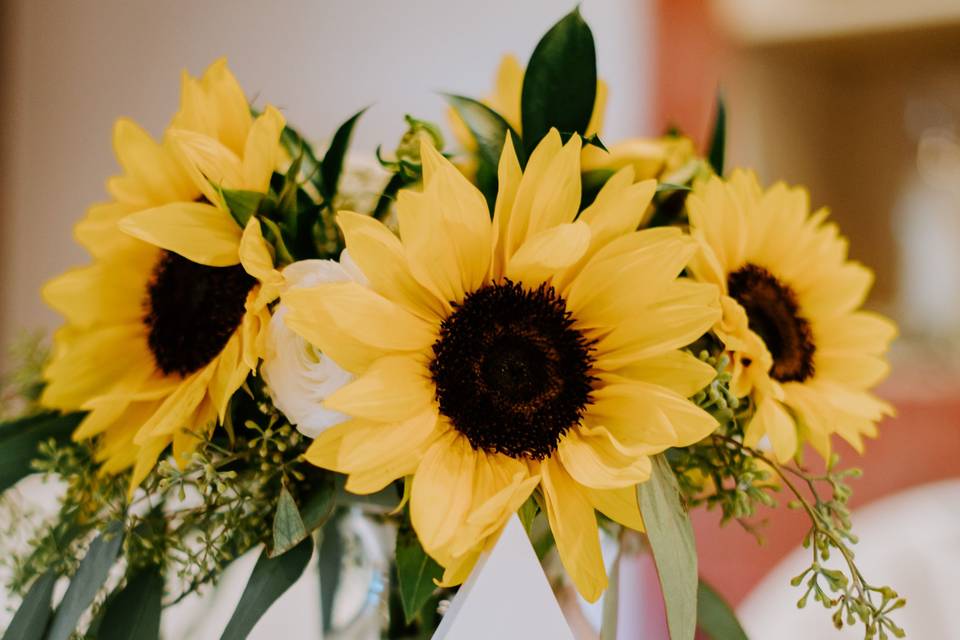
[262,251,368,438]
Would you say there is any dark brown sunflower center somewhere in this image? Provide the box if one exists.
[144,250,255,377]
[429,281,595,460]
[727,263,815,382]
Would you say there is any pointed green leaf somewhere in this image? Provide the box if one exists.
[707,93,726,176]
[698,579,748,640]
[0,411,84,493]
[2,571,57,640]
[395,521,443,624]
[445,94,524,207]
[318,513,344,633]
[97,566,164,640]
[300,474,337,532]
[600,550,621,640]
[319,108,367,200]
[220,188,264,229]
[637,455,698,640]
[220,537,313,640]
[517,496,538,536]
[271,486,308,557]
[47,522,125,640]
[520,8,597,154]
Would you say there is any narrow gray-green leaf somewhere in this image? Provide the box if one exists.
[97,566,164,640]
[637,455,698,640]
[395,523,443,624]
[271,486,308,557]
[698,579,748,640]
[318,515,344,633]
[0,411,84,493]
[600,550,621,640]
[47,522,125,640]
[520,8,597,154]
[2,570,57,640]
[220,537,313,640]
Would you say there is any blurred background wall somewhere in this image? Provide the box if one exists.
[0,0,652,354]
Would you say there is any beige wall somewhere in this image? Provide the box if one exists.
[0,0,653,362]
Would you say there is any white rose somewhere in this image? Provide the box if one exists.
[262,251,368,438]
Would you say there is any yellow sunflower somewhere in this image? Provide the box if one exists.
[283,130,721,601]
[686,170,897,462]
[449,54,699,182]
[41,60,285,492]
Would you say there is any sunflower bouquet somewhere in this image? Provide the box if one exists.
[1,9,902,640]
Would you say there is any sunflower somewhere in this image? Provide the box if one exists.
[449,54,699,182]
[282,130,721,601]
[686,170,897,462]
[41,60,286,492]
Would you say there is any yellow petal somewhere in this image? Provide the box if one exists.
[336,211,445,320]
[503,129,563,260]
[526,134,582,237]
[505,221,591,285]
[607,350,716,397]
[491,133,523,276]
[168,128,245,204]
[119,202,241,266]
[557,426,653,489]
[323,355,434,422]
[583,485,645,531]
[588,381,717,451]
[239,218,283,308]
[540,457,607,603]
[338,408,439,469]
[411,431,478,556]
[587,79,608,136]
[282,282,437,359]
[134,365,215,440]
[199,58,254,155]
[128,436,170,497]
[489,54,523,130]
[750,397,798,463]
[242,105,285,192]
[107,119,196,206]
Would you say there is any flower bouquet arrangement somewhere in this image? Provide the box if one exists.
[0,9,903,640]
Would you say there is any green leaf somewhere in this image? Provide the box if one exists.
[0,411,84,493]
[581,169,615,211]
[600,551,621,640]
[698,579,748,640]
[517,496,538,536]
[319,108,367,201]
[395,521,443,624]
[445,94,524,207]
[637,455,698,640]
[220,537,314,640]
[220,188,264,229]
[271,486,308,557]
[300,474,337,532]
[318,513,344,633]
[707,93,726,176]
[656,182,693,193]
[520,8,597,155]
[47,522,125,640]
[97,566,164,640]
[2,570,57,640]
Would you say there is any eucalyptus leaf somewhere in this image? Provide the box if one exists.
[0,411,84,493]
[47,522,125,640]
[698,579,749,640]
[637,455,698,640]
[520,8,597,155]
[220,188,264,229]
[2,570,57,640]
[271,486,308,557]
[220,537,314,640]
[395,522,443,624]
[707,93,726,176]
[319,108,368,201]
[97,566,164,640]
